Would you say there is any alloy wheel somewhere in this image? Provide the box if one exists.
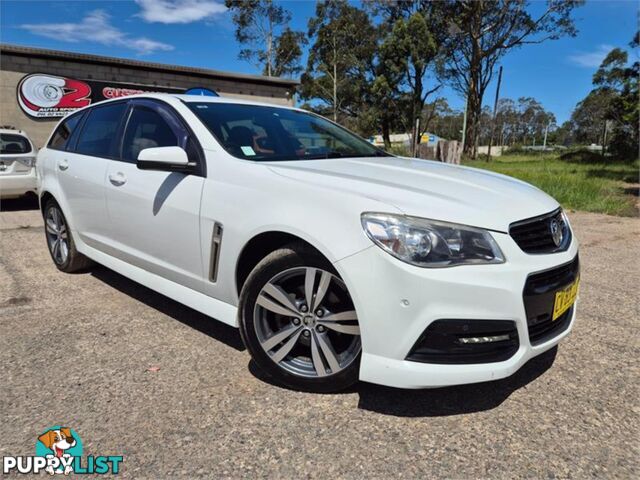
[45,206,69,265]
[253,267,361,378]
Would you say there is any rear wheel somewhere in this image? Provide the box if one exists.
[239,245,361,392]
[44,200,93,272]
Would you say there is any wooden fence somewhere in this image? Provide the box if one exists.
[417,140,462,164]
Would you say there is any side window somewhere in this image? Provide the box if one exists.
[122,106,179,163]
[76,103,127,158]
[48,113,83,151]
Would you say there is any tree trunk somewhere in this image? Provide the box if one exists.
[266,1,273,77]
[464,88,481,159]
[463,2,483,160]
[382,120,391,149]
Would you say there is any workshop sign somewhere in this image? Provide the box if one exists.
[17,73,185,118]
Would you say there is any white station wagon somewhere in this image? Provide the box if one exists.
[1,127,37,199]
[37,94,579,392]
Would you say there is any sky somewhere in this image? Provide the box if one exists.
[0,0,637,124]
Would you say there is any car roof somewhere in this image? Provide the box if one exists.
[89,92,301,112]
[172,93,294,109]
[0,128,30,137]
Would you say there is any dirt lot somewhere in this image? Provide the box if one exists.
[1,199,638,479]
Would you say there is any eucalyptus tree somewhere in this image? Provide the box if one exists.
[271,27,306,77]
[370,1,447,143]
[570,89,614,146]
[439,0,582,157]
[568,33,638,157]
[225,0,304,77]
[301,0,377,122]
[591,38,639,157]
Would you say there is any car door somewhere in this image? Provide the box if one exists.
[54,102,128,246]
[104,99,206,292]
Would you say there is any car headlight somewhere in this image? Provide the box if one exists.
[361,213,505,267]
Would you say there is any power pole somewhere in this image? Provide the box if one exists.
[487,65,503,161]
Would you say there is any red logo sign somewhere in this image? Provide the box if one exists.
[17,73,189,118]
[18,74,92,118]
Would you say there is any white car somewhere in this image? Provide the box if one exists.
[1,127,38,199]
[37,94,579,392]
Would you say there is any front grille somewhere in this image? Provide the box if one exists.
[523,255,579,345]
[406,319,519,364]
[510,208,571,254]
[526,259,578,293]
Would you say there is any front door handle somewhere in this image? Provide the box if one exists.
[108,172,127,186]
[58,159,69,171]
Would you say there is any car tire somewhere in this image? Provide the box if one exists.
[239,244,361,393]
[44,199,93,273]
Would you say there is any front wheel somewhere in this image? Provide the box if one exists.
[239,245,361,392]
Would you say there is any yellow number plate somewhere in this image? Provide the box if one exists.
[552,276,580,321]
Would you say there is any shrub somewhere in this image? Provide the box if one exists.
[560,149,605,164]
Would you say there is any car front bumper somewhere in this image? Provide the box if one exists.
[334,230,579,389]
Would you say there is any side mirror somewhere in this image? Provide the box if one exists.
[137,146,192,172]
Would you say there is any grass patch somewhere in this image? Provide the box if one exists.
[386,144,412,156]
[463,153,639,217]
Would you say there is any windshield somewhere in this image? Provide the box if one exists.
[185,102,390,161]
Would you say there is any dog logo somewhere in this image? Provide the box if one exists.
[36,426,82,475]
[2,426,122,475]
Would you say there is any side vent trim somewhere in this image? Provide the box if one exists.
[209,222,223,282]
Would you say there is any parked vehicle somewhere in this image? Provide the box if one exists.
[1,127,37,199]
[37,94,579,392]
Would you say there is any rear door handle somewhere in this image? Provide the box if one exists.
[108,172,127,186]
[58,159,69,171]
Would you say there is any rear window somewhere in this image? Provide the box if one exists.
[1,133,31,154]
[76,102,128,158]
[49,112,84,151]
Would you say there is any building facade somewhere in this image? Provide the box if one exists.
[0,44,299,147]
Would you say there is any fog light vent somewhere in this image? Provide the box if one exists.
[406,319,519,364]
[459,334,511,344]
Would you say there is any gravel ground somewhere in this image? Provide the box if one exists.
[1,201,638,479]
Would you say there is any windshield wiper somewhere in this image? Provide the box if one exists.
[302,150,344,160]
[300,150,390,161]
